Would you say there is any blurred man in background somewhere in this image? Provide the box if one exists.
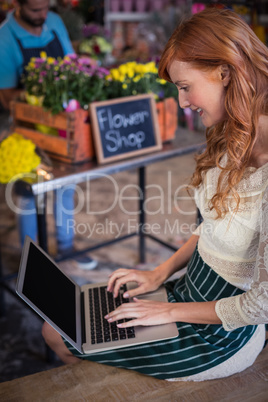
[0,0,73,110]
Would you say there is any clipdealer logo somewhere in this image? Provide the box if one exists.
[5,171,197,221]
[66,218,206,239]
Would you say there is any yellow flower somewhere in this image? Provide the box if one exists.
[118,64,128,76]
[133,75,141,82]
[47,57,55,65]
[0,134,41,183]
[109,68,120,81]
[144,61,158,74]
[126,61,137,69]
[135,64,145,75]
[40,51,47,59]
[28,61,36,69]
[35,124,58,136]
[156,78,167,85]
[25,93,42,106]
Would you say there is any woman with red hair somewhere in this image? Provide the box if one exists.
[42,8,268,381]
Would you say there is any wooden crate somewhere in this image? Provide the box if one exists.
[11,101,94,164]
[10,98,178,164]
[156,97,178,142]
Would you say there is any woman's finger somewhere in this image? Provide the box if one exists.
[105,299,149,321]
[112,273,139,297]
[107,269,132,293]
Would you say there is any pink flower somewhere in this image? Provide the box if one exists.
[65,99,81,112]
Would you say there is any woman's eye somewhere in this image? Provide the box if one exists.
[179,87,188,92]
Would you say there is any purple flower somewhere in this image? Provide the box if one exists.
[158,90,165,99]
[98,67,110,75]
[103,28,110,38]
[82,23,100,38]
[34,58,44,64]
[78,57,92,65]
[68,53,78,60]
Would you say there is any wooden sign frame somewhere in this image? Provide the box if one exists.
[89,94,162,164]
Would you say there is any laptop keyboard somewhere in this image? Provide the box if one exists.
[89,285,136,344]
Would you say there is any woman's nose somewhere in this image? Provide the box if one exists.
[178,93,190,109]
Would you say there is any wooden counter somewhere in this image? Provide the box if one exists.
[0,344,267,402]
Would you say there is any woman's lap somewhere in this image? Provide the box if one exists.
[64,248,258,380]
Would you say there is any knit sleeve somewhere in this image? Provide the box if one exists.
[215,186,268,331]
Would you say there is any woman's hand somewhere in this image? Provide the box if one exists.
[105,298,176,328]
[107,268,164,299]
[107,235,200,299]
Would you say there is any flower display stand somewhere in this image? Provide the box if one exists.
[11,102,94,164]
[10,98,178,164]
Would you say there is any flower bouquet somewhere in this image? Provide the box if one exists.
[104,60,177,101]
[79,23,112,63]
[0,133,41,183]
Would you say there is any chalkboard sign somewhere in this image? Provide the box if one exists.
[89,94,162,164]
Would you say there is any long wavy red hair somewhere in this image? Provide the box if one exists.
[158,8,268,218]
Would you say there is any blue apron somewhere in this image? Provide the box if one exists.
[13,29,64,88]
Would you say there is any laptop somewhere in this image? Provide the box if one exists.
[16,236,178,354]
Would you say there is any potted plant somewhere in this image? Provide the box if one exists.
[104,60,178,141]
[22,52,110,115]
[11,53,110,163]
[12,56,178,164]
[79,23,113,65]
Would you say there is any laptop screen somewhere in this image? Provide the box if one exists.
[21,242,77,342]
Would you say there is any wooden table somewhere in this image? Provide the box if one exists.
[1,128,204,316]
[0,345,267,402]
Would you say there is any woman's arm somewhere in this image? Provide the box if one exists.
[106,233,223,327]
[107,234,199,298]
[108,187,268,329]
[215,186,268,331]
[154,233,200,282]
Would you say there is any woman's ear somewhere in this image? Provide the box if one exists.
[220,64,231,87]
